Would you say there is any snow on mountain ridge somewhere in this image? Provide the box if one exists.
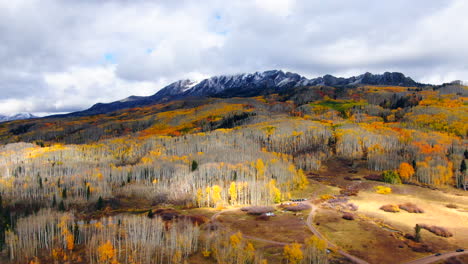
[0,113,37,122]
[54,70,423,118]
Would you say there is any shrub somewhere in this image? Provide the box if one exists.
[382,170,402,184]
[446,204,458,209]
[342,212,355,220]
[283,203,311,212]
[255,215,270,221]
[320,194,335,200]
[340,188,359,196]
[399,203,424,213]
[241,206,275,215]
[364,174,383,181]
[418,224,453,237]
[344,176,361,181]
[380,204,400,212]
[347,203,359,211]
[375,186,392,194]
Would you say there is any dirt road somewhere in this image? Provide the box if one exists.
[305,201,370,264]
[402,251,467,264]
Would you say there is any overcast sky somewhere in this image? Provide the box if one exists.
[1,0,467,115]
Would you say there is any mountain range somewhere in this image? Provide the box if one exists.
[0,113,37,123]
[52,70,422,118]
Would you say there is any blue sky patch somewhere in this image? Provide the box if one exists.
[104,53,116,63]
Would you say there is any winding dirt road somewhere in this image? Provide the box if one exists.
[305,201,370,264]
[402,251,467,264]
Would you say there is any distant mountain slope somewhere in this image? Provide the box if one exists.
[0,113,37,122]
[51,70,423,118]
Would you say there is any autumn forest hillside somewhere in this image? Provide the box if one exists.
[0,78,467,264]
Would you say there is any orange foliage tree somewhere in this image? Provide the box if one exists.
[398,162,415,181]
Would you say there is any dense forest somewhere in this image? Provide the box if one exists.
[0,82,466,263]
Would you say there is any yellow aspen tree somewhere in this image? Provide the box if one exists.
[230,232,243,249]
[196,188,203,207]
[245,242,255,260]
[172,250,182,264]
[269,180,282,203]
[66,233,74,251]
[305,236,327,250]
[98,240,118,264]
[212,185,222,205]
[205,186,211,207]
[296,169,309,189]
[229,182,237,205]
[283,243,303,264]
[256,159,265,179]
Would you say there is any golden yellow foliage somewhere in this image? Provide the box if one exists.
[212,185,222,205]
[196,188,203,207]
[229,182,237,205]
[255,159,265,179]
[283,243,303,264]
[245,242,255,258]
[375,186,392,194]
[269,180,282,203]
[295,169,309,189]
[320,194,334,200]
[230,232,243,249]
[98,240,118,264]
[202,249,211,257]
[305,235,327,250]
[171,250,182,264]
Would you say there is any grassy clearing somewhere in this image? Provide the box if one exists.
[314,208,427,264]
[290,179,341,199]
[349,188,468,248]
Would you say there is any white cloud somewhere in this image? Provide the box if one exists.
[0,0,467,115]
[254,0,296,17]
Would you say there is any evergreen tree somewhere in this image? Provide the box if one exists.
[58,200,66,211]
[62,188,67,200]
[414,224,421,242]
[37,173,43,189]
[96,196,104,210]
[191,160,198,171]
[86,186,91,201]
[147,209,154,219]
[73,223,80,244]
[52,194,57,208]
[461,160,466,174]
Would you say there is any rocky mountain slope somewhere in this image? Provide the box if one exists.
[52,70,422,117]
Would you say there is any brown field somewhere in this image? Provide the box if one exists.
[216,209,310,244]
[314,208,428,264]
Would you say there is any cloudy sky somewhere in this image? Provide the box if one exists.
[1,0,467,115]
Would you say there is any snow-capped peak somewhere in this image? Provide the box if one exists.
[0,112,37,122]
